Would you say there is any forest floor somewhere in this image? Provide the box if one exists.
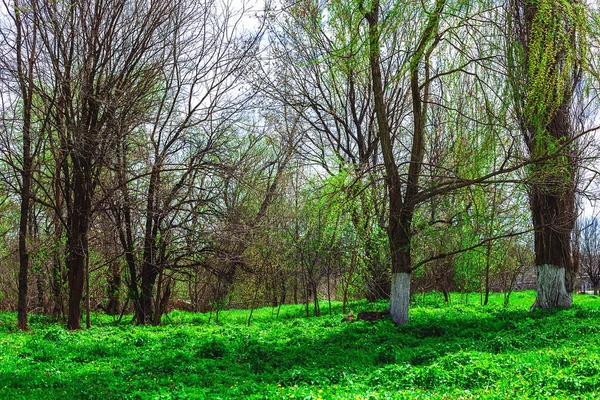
[1,291,599,399]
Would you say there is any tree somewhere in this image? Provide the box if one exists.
[363,0,446,325]
[28,0,183,329]
[264,0,391,300]
[0,0,38,330]
[105,0,265,324]
[362,0,533,324]
[265,0,526,325]
[508,0,588,310]
[579,217,600,294]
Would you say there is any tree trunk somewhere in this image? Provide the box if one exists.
[51,150,64,319]
[106,261,121,315]
[443,289,450,303]
[365,1,412,326]
[388,216,413,325]
[85,250,91,329]
[279,278,287,306]
[51,254,64,318]
[140,261,158,324]
[152,271,168,326]
[530,265,572,310]
[529,183,575,310]
[139,166,160,324]
[528,129,576,311]
[17,190,30,330]
[66,159,91,330]
[115,139,142,322]
[14,0,36,332]
[36,272,45,314]
[293,276,298,304]
[484,242,492,306]
[390,272,411,325]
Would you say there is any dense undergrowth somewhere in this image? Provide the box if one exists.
[0,291,599,399]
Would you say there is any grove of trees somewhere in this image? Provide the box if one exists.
[1,0,599,329]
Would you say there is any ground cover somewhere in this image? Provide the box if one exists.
[0,291,599,399]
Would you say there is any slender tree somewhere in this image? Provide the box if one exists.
[12,0,36,331]
[363,0,446,324]
[579,217,600,294]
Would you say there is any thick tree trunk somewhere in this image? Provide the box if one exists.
[66,162,91,330]
[529,227,575,310]
[529,173,576,310]
[530,265,572,310]
[528,117,576,311]
[66,235,87,330]
[140,262,158,324]
[390,272,411,325]
[529,182,575,310]
[388,215,413,325]
[365,2,413,326]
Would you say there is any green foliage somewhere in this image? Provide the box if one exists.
[1,292,599,398]
[525,0,587,134]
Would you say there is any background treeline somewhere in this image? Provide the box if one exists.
[0,0,599,329]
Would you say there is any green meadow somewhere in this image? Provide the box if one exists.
[1,291,599,399]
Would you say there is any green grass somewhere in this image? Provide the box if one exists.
[1,291,599,399]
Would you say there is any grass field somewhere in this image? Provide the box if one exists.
[0,291,599,399]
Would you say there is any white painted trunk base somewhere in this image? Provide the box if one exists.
[390,272,410,326]
[530,264,572,311]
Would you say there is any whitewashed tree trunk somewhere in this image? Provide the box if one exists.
[390,272,410,325]
[530,264,572,311]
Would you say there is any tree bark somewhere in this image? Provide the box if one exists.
[527,95,577,312]
[529,178,576,310]
[139,164,160,324]
[66,156,91,330]
[530,265,572,310]
[390,272,411,325]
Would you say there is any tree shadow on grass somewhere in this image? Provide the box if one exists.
[3,301,598,398]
